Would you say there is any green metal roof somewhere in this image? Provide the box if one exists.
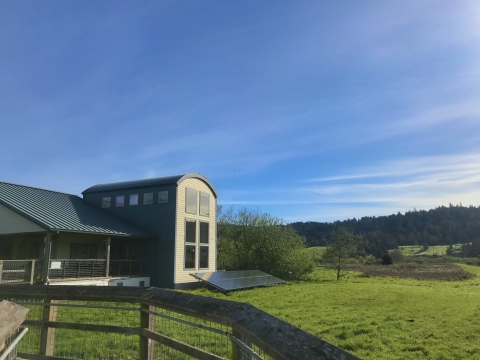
[0,182,154,237]
[82,173,218,197]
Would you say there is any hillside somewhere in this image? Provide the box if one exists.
[291,205,480,252]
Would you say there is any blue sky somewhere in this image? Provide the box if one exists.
[1,1,480,222]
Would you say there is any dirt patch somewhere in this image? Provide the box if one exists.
[345,263,475,281]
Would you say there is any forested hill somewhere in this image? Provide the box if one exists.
[290,205,480,249]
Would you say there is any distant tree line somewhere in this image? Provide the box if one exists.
[291,204,480,257]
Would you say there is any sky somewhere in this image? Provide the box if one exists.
[1,1,480,223]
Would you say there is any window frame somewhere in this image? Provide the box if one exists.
[184,219,197,270]
[115,195,125,207]
[158,191,168,203]
[129,194,139,206]
[185,188,197,215]
[143,192,153,205]
[102,197,111,208]
[70,243,98,259]
[199,192,210,216]
[199,245,209,269]
[199,222,209,244]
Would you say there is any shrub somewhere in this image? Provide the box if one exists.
[390,249,404,263]
[382,253,393,265]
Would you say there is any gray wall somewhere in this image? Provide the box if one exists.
[82,184,177,288]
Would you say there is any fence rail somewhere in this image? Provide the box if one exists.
[48,259,149,280]
[0,285,360,360]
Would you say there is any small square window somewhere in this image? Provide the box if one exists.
[129,194,138,206]
[186,188,197,214]
[158,191,168,203]
[200,192,210,216]
[115,196,125,207]
[143,192,153,205]
[102,197,111,208]
[139,281,145,287]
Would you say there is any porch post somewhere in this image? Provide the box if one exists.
[105,238,111,277]
[42,233,52,283]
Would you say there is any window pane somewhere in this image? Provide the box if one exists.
[200,222,209,244]
[200,193,210,216]
[115,196,125,207]
[199,246,208,269]
[144,192,153,205]
[102,197,111,208]
[129,194,138,206]
[70,244,98,259]
[185,245,196,269]
[158,191,168,203]
[186,188,197,214]
[186,221,196,243]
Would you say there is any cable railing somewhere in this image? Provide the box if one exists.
[0,285,361,360]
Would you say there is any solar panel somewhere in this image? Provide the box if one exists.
[191,270,286,292]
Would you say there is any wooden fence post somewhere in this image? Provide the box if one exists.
[0,261,3,284]
[30,260,35,285]
[39,298,58,356]
[232,328,243,360]
[139,303,156,360]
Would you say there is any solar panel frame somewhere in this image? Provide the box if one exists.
[191,270,286,292]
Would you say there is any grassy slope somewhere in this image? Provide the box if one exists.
[399,245,462,256]
[192,265,480,360]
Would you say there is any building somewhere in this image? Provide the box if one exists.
[0,173,217,289]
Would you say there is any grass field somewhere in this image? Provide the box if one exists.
[398,245,462,257]
[192,265,480,360]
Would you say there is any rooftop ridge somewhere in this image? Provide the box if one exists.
[0,181,78,197]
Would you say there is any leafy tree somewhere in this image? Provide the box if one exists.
[323,228,359,280]
[217,207,314,279]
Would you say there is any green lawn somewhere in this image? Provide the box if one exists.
[192,265,480,360]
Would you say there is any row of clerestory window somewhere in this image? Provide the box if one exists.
[102,191,168,208]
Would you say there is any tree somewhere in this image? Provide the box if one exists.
[323,228,359,280]
[217,207,314,279]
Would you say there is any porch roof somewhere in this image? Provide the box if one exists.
[0,181,154,238]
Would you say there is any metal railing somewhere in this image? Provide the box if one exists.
[0,260,37,284]
[0,285,360,360]
[48,259,150,280]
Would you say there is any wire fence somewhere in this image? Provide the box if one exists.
[0,286,360,360]
[4,298,268,360]
[0,260,36,284]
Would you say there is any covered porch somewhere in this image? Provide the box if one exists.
[0,231,153,284]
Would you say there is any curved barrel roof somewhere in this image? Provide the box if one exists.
[82,173,218,197]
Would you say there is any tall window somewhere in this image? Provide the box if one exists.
[184,220,196,269]
[199,246,208,269]
[199,192,210,216]
[200,222,209,244]
[102,197,111,208]
[185,188,197,214]
[129,194,138,206]
[115,195,125,207]
[199,222,209,269]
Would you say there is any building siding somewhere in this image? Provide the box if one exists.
[0,204,44,235]
[175,178,216,285]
